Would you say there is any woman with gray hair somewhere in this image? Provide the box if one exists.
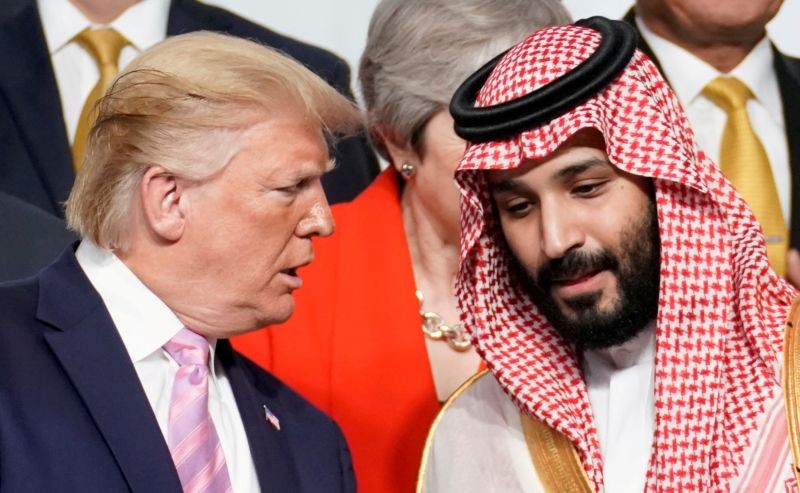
[233,1,571,491]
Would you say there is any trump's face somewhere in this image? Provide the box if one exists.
[177,109,334,335]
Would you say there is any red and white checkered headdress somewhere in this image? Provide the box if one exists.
[453,19,797,491]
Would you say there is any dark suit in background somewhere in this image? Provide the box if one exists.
[0,248,355,492]
[0,0,378,218]
[623,8,800,247]
[0,191,75,281]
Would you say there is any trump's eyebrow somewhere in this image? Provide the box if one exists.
[325,158,337,173]
[299,158,337,180]
[490,157,611,194]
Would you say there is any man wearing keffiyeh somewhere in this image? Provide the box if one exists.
[418,17,800,493]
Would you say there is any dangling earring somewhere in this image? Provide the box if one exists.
[400,162,416,179]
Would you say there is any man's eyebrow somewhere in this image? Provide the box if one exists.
[325,158,338,173]
[305,158,337,179]
[282,158,337,184]
[490,157,611,194]
[490,177,525,194]
[553,157,611,180]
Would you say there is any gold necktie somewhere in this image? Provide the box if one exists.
[71,28,129,171]
[703,76,787,275]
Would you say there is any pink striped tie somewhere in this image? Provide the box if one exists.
[164,328,233,493]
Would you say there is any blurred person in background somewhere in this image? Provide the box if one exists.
[624,0,800,283]
[0,192,76,281]
[0,32,360,492]
[233,0,571,491]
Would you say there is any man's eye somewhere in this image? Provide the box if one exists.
[277,185,299,195]
[277,179,308,195]
[572,181,606,196]
[505,199,533,216]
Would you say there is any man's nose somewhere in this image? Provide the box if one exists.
[539,201,584,260]
[298,183,335,238]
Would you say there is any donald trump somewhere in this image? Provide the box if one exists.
[0,32,358,493]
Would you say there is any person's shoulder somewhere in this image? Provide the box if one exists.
[437,370,510,420]
[0,0,30,24]
[776,48,800,76]
[0,276,45,352]
[418,370,539,492]
[0,276,40,317]
[775,45,800,64]
[772,45,800,96]
[172,0,350,86]
[0,193,77,281]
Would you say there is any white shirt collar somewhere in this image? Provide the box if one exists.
[731,38,782,125]
[75,240,218,367]
[583,322,656,370]
[37,0,170,54]
[636,17,782,126]
[38,0,91,54]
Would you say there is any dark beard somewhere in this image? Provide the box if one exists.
[514,201,660,350]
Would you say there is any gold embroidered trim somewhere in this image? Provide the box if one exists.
[417,369,595,492]
[783,297,800,485]
[521,413,595,493]
[416,369,490,493]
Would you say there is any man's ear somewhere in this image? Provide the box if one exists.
[140,166,186,242]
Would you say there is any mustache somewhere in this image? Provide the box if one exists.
[533,248,618,289]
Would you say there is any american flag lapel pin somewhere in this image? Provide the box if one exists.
[263,404,281,431]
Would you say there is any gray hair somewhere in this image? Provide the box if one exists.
[359,0,572,159]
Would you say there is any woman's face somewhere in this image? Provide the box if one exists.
[406,109,466,241]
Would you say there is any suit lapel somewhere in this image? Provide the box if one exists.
[219,341,303,490]
[0,2,74,214]
[775,50,800,247]
[38,250,182,493]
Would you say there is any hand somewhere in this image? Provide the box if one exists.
[787,249,800,289]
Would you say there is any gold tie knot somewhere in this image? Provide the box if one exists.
[75,28,129,70]
[702,76,753,113]
[71,28,129,172]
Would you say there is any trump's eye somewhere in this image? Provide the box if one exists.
[276,178,310,195]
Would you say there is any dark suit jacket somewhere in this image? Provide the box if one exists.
[0,247,356,492]
[0,0,378,218]
[0,191,76,281]
[624,9,800,247]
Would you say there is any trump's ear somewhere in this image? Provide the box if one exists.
[140,166,186,242]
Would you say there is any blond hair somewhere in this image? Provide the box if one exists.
[67,31,362,250]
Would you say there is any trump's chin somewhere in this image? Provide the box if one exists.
[174,296,295,338]
[252,296,297,330]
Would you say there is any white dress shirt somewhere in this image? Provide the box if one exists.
[76,240,261,493]
[584,325,657,493]
[37,0,170,143]
[636,18,790,223]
